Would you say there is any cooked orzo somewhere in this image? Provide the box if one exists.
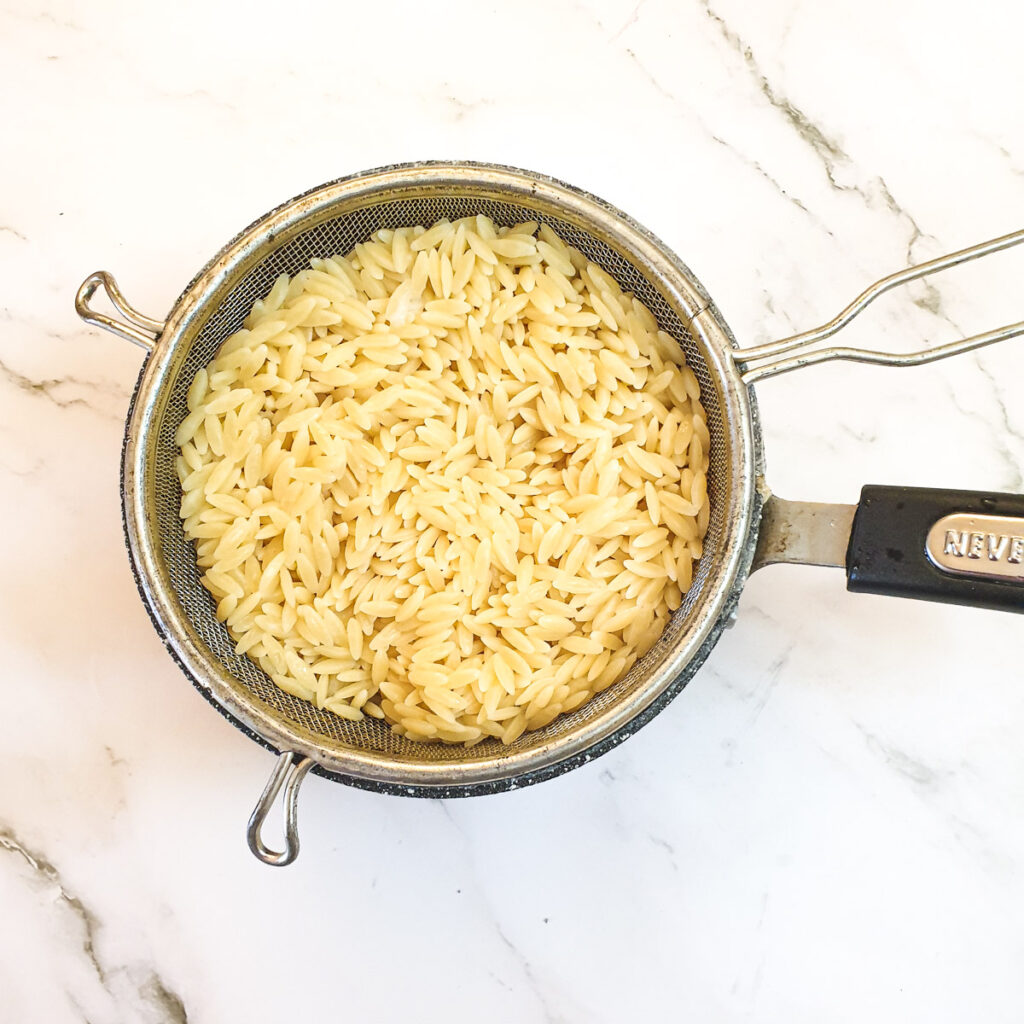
[175,216,710,745]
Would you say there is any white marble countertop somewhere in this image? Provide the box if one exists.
[3,1,1023,1020]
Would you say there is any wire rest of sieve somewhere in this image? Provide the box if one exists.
[247,752,314,867]
[75,271,164,351]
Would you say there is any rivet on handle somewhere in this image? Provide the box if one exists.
[75,270,165,352]
[246,751,315,867]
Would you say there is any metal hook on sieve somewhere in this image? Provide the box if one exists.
[729,228,1024,384]
[75,271,165,352]
[246,751,315,866]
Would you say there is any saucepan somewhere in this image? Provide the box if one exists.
[75,163,1024,864]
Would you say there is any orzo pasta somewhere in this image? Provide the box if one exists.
[176,216,710,745]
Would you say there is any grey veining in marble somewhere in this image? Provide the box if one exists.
[1,0,1023,1021]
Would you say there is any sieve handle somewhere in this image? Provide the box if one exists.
[246,751,314,867]
[845,485,1024,612]
[733,228,1024,384]
[75,271,164,352]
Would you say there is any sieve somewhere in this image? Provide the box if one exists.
[75,162,1024,866]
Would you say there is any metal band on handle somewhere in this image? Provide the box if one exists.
[75,271,164,352]
[733,228,1024,383]
[246,752,314,866]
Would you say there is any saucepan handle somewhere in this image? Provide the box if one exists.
[75,271,164,352]
[753,488,1024,613]
[846,486,1024,612]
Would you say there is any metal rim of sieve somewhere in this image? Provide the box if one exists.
[76,162,1024,864]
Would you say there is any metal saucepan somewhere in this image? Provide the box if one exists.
[75,163,1024,865]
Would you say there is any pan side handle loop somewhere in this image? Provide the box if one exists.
[75,271,164,352]
[247,751,315,867]
[732,229,1024,384]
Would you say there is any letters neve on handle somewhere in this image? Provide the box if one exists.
[926,512,1024,581]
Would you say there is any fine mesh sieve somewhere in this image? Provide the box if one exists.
[128,165,758,780]
[158,199,735,752]
[77,162,1024,864]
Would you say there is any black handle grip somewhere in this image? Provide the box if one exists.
[846,486,1024,613]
